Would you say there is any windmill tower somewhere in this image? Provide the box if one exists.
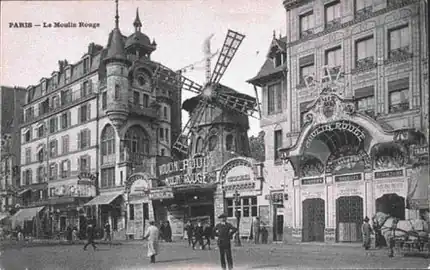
[153,30,261,171]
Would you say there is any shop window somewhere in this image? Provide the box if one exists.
[129,204,135,220]
[226,199,234,217]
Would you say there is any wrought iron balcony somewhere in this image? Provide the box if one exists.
[389,102,409,113]
[300,29,314,39]
[325,18,341,29]
[353,56,376,73]
[355,6,372,19]
[387,0,410,8]
[389,46,411,60]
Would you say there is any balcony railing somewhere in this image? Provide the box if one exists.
[355,6,372,18]
[389,46,411,60]
[355,56,375,69]
[23,84,96,124]
[300,29,314,39]
[389,102,409,113]
[325,18,341,29]
[102,155,116,165]
[387,0,410,8]
[128,102,158,119]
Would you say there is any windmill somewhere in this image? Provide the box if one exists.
[153,29,261,157]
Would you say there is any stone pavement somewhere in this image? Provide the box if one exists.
[1,239,429,270]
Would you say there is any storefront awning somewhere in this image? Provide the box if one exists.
[17,189,31,196]
[84,192,123,206]
[10,206,45,224]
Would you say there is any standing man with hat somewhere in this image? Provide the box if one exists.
[213,213,237,270]
[361,216,373,250]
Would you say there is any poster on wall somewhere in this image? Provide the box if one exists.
[168,210,184,238]
[258,205,270,227]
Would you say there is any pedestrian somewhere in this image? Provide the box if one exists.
[253,217,261,244]
[165,221,172,242]
[184,220,194,247]
[72,227,79,242]
[104,222,112,244]
[83,224,97,251]
[213,213,237,270]
[203,222,212,250]
[143,221,160,264]
[159,221,165,241]
[193,221,204,250]
[66,225,73,243]
[361,216,373,250]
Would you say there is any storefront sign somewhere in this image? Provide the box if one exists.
[302,190,324,199]
[164,172,212,186]
[264,193,288,204]
[78,172,97,182]
[54,184,96,197]
[411,145,429,156]
[150,188,174,200]
[374,169,403,179]
[301,177,324,185]
[375,182,404,196]
[130,179,150,194]
[158,157,209,176]
[337,187,362,197]
[335,174,362,182]
[305,121,366,149]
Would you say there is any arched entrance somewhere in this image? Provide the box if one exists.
[375,193,405,220]
[336,196,363,242]
[302,198,325,242]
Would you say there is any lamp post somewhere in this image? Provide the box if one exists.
[233,189,241,247]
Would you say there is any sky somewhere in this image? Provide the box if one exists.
[1,0,286,137]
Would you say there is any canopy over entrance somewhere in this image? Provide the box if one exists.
[279,86,426,177]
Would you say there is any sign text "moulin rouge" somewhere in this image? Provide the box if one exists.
[158,157,209,176]
[305,121,366,148]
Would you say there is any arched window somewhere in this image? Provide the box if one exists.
[114,84,120,100]
[208,135,218,151]
[226,134,235,151]
[124,125,150,155]
[101,125,116,161]
[195,137,203,154]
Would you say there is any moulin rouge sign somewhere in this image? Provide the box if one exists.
[158,157,210,186]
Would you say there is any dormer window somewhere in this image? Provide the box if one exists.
[273,51,286,68]
[52,73,58,89]
[41,80,47,95]
[83,57,90,74]
[65,67,71,84]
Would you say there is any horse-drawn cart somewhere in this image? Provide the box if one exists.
[392,231,430,257]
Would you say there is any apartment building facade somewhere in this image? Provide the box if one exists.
[248,0,428,243]
[16,8,181,239]
[0,86,26,221]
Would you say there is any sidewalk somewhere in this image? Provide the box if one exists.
[0,239,122,248]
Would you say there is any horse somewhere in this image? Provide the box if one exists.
[372,212,429,257]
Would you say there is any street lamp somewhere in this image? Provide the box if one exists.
[233,189,241,247]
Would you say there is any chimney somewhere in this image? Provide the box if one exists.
[88,43,94,55]
[58,60,64,73]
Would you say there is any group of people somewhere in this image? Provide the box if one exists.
[184,220,213,250]
[143,213,238,270]
[361,216,387,250]
[159,221,172,242]
[82,221,112,251]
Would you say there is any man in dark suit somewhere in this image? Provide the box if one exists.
[83,223,97,251]
[213,213,237,270]
[184,220,194,247]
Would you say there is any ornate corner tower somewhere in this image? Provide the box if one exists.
[104,0,131,131]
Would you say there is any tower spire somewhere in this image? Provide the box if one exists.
[115,0,119,29]
[133,7,142,32]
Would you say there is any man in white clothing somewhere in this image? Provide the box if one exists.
[144,221,160,263]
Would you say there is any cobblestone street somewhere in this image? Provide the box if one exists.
[1,241,429,270]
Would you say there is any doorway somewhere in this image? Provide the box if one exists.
[336,196,363,242]
[275,215,284,241]
[375,193,405,220]
[302,198,325,242]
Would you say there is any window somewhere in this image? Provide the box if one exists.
[226,199,234,217]
[274,129,282,160]
[355,36,374,67]
[25,148,31,164]
[101,125,116,164]
[267,83,282,115]
[83,58,90,74]
[129,204,135,220]
[325,46,342,68]
[208,135,218,151]
[325,1,341,26]
[355,0,372,14]
[124,125,150,155]
[49,140,58,158]
[61,112,70,129]
[273,52,286,67]
[24,169,32,185]
[120,171,123,186]
[133,91,140,105]
[163,107,168,119]
[79,156,91,172]
[299,55,315,85]
[143,94,149,107]
[165,128,169,143]
[161,149,165,156]
[24,130,31,143]
[195,137,203,153]
[25,107,34,122]
[388,25,410,57]
[51,96,59,109]
[299,11,314,37]
[226,134,235,152]
[62,135,69,154]
[65,68,71,84]
[78,129,91,149]
[38,147,45,163]
[49,117,58,133]
[388,78,409,113]
[49,163,58,181]
[101,167,115,188]
[50,187,55,197]
[37,166,45,183]
[159,128,164,140]
[60,160,70,178]
[114,84,120,100]
[79,104,90,123]
[61,89,72,105]
[102,92,107,109]
[37,125,45,138]
[354,86,375,116]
